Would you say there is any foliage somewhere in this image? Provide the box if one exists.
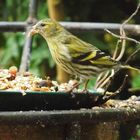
[0,33,23,67]
[130,125,140,140]
[0,0,54,77]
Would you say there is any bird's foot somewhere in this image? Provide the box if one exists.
[81,89,89,94]
[66,82,81,93]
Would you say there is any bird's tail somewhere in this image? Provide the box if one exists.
[120,65,140,73]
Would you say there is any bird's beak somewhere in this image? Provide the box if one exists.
[28,25,39,37]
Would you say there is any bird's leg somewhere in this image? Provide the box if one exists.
[82,80,89,93]
[66,81,82,94]
[66,79,89,94]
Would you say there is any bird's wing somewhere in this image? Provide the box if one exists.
[61,35,117,66]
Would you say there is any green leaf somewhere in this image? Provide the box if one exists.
[131,74,140,88]
[137,129,140,137]
[1,35,19,66]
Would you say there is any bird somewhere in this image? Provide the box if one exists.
[28,18,139,92]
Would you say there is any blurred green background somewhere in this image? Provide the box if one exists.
[0,0,140,90]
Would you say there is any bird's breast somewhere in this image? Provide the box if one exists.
[47,40,72,69]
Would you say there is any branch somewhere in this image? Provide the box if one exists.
[113,40,121,60]
[125,47,140,64]
[110,3,140,61]
[102,74,128,102]
[122,3,140,27]
[105,29,140,45]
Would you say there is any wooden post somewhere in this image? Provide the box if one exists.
[47,0,70,83]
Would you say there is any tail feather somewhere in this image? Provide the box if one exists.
[120,65,140,73]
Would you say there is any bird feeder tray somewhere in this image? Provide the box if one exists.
[0,90,102,111]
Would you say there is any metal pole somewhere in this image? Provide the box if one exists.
[0,22,26,32]
[60,22,140,34]
[0,21,140,35]
[19,0,38,73]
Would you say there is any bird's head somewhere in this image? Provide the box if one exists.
[29,18,63,38]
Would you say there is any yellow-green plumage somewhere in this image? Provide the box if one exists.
[29,18,138,83]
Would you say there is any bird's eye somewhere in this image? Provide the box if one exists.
[40,23,46,27]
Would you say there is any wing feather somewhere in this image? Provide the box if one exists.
[60,34,117,66]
